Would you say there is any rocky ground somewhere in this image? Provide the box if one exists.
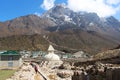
[6,62,43,80]
[6,56,120,80]
[38,60,120,80]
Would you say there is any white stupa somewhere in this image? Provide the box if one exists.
[44,45,60,61]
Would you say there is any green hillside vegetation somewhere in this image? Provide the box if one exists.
[0,34,49,51]
[48,29,118,54]
[0,30,118,54]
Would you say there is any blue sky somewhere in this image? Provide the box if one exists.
[0,0,120,22]
[0,0,43,21]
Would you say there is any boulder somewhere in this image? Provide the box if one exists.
[57,71,71,78]
[59,62,71,70]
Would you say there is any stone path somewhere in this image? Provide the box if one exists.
[6,62,45,80]
[34,73,41,80]
[36,63,49,80]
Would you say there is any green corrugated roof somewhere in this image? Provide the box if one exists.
[0,50,20,55]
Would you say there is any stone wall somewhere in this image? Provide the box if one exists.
[106,69,120,80]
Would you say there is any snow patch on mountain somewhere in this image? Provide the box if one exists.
[89,22,94,26]
[64,15,72,22]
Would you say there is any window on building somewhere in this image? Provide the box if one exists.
[8,62,13,67]
[9,56,13,61]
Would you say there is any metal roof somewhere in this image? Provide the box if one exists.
[0,50,20,55]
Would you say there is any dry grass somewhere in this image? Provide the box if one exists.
[0,70,16,80]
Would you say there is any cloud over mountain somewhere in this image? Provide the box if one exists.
[41,0,55,10]
[67,0,120,17]
[106,0,120,5]
[41,0,120,17]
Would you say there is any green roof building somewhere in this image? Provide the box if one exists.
[0,50,22,69]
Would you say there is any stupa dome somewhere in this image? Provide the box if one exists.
[44,53,60,61]
[48,45,55,51]
[44,45,60,61]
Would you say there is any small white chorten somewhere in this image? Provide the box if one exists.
[44,45,60,61]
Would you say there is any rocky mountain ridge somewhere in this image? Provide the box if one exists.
[42,4,120,35]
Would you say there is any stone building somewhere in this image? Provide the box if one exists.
[0,50,22,69]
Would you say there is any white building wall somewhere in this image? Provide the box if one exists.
[0,59,22,69]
